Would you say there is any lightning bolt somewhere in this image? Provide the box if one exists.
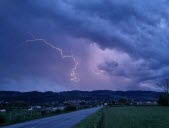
[24,35,80,82]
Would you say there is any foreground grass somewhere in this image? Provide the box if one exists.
[0,109,59,126]
[104,106,169,128]
[74,109,103,128]
[0,108,82,126]
[75,106,169,128]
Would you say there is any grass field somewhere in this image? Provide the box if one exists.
[0,109,65,126]
[74,109,103,128]
[0,109,49,126]
[0,107,90,126]
[75,106,169,128]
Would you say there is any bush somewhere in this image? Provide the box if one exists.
[0,114,6,124]
[64,105,76,111]
[118,98,128,105]
[158,93,169,106]
[41,110,47,116]
[54,109,61,114]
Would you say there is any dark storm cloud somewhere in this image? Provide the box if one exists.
[22,0,169,67]
[66,0,169,83]
[1,0,169,91]
[98,61,118,72]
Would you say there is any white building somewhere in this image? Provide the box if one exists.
[0,109,6,112]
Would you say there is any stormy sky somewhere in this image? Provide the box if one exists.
[1,0,169,92]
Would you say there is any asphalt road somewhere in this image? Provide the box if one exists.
[2,107,101,128]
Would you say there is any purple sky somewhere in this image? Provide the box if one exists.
[1,0,169,92]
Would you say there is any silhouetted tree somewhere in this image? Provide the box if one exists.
[157,78,169,106]
[118,98,127,105]
[64,105,76,111]
[158,93,169,106]
[157,78,169,94]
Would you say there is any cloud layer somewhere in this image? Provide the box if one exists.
[0,0,169,91]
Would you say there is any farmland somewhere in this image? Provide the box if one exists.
[75,106,169,128]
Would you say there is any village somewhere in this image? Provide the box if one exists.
[0,98,157,120]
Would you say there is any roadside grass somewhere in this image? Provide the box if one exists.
[0,107,87,127]
[74,109,103,128]
[103,106,169,128]
[0,109,51,126]
[75,106,169,128]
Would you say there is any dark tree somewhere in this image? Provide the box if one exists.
[64,105,76,111]
[118,98,127,105]
[157,78,169,94]
[157,78,169,106]
[158,93,169,106]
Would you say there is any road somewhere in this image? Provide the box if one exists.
[2,107,101,128]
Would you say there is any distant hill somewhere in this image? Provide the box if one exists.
[0,90,161,104]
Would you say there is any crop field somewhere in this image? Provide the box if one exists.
[75,106,169,128]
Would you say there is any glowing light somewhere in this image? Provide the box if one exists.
[24,35,80,82]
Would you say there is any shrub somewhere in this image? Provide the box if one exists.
[0,114,6,124]
[158,93,169,106]
[118,98,128,105]
[41,110,47,116]
[54,109,61,114]
[64,105,76,111]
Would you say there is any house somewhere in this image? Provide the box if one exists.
[55,106,65,110]
[32,106,42,109]
[0,109,6,112]
[104,103,108,106]
[28,108,33,111]
[46,106,65,111]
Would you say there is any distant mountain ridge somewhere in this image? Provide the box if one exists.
[0,90,161,103]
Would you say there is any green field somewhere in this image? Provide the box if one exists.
[0,109,65,126]
[0,106,88,126]
[0,109,49,126]
[74,109,103,128]
[75,106,169,128]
